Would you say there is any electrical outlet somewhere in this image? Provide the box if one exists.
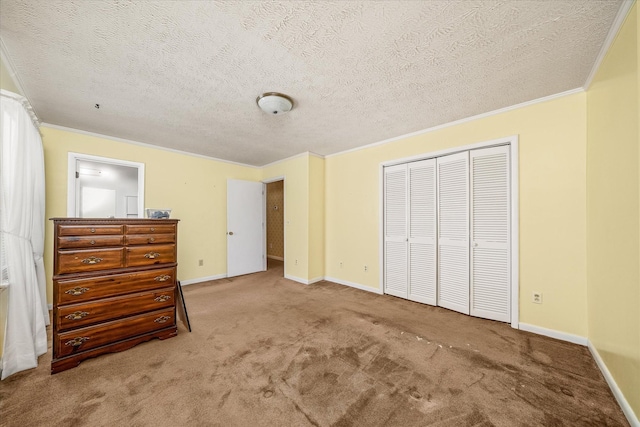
[532,292,542,304]
[295,259,298,265]
[198,259,204,266]
[269,243,273,249]
[364,265,368,272]
[340,262,343,268]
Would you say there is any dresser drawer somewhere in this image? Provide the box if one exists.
[55,308,175,358]
[56,288,175,331]
[125,233,175,245]
[57,248,125,274]
[126,224,176,235]
[58,224,124,236]
[58,235,124,249]
[126,244,176,267]
[56,267,176,304]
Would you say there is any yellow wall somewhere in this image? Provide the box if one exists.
[259,153,325,282]
[308,155,325,281]
[41,126,259,302]
[586,3,640,418]
[261,154,310,281]
[325,93,588,337]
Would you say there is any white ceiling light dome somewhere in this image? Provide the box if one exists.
[256,92,294,115]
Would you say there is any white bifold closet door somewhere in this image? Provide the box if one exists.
[384,145,511,323]
[384,164,408,299]
[408,160,437,305]
[383,160,437,304]
[470,146,510,322]
[437,152,470,315]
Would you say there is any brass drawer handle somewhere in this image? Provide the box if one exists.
[148,237,155,243]
[81,256,103,265]
[65,311,89,320]
[65,337,90,347]
[150,227,155,232]
[65,287,90,296]
[144,252,161,259]
[154,295,171,302]
[90,228,96,233]
[90,240,96,245]
[154,275,171,282]
[154,315,171,324]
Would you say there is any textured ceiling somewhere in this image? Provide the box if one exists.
[0,1,624,166]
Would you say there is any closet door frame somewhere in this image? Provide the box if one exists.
[379,135,519,328]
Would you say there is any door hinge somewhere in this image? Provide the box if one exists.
[75,171,79,178]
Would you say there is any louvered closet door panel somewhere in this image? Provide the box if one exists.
[384,164,408,299]
[408,159,437,305]
[470,146,510,322]
[437,152,470,314]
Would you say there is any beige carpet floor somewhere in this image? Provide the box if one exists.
[0,261,629,426]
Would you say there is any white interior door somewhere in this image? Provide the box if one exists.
[408,159,437,305]
[437,152,470,315]
[227,179,265,278]
[470,146,510,322]
[383,164,408,299]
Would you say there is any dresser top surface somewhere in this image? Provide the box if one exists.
[51,218,179,224]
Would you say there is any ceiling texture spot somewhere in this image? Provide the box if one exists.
[0,0,624,166]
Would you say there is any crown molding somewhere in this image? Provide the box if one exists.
[583,0,636,90]
[260,151,325,169]
[325,87,584,159]
[39,123,259,169]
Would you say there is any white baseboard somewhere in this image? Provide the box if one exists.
[323,276,384,295]
[180,274,227,286]
[284,274,307,284]
[588,341,640,427]
[518,323,588,346]
[267,255,284,261]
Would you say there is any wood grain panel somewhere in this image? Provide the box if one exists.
[55,267,176,304]
[126,245,176,267]
[57,248,124,274]
[58,235,124,249]
[56,288,175,330]
[125,233,175,245]
[55,308,175,358]
[126,224,176,235]
[58,224,123,236]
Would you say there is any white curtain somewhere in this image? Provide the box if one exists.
[0,90,48,380]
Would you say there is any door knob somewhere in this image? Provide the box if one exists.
[228,231,234,235]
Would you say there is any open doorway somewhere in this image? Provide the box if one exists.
[265,179,284,274]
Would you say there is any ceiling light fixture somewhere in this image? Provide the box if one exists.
[256,92,294,115]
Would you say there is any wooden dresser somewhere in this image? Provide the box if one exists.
[51,218,179,374]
